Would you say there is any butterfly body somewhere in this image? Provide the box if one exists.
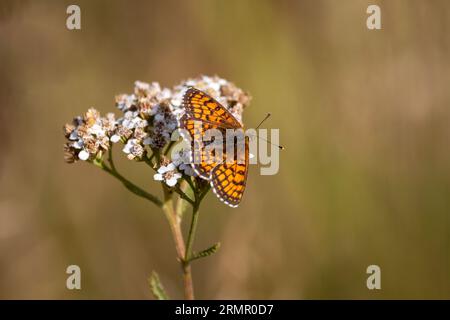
[179,87,249,208]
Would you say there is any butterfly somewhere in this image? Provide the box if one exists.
[179,87,249,208]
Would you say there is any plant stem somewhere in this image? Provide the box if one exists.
[95,147,207,300]
[94,160,163,207]
[178,200,201,300]
[161,187,195,300]
[185,202,201,263]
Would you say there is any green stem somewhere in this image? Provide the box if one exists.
[174,185,195,206]
[184,201,201,262]
[143,153,155,169]
[108,147,116,172]
[94,160,163,208]
[184,177,196,193]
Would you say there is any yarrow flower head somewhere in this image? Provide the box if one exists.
[113,81,176,158]
[63,75,251,187]
[63,108,117,163]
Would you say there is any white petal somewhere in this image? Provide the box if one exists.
[110,135,120,143]
[158,166,169,174]
[69,130,78,141]
[153,173,164,181]
[122,145,131,154]
[166,163,176,171]
[154,113,164,122]
[72,139,83,149]
[89,124,104,136]
[173,173,182,179]
[171,97,182,107]
[143,137,152,145]
[166,177,178,187]
[78,150,90,161]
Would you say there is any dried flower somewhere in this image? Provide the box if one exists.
[63,108,117,163]
[123,138,145,160]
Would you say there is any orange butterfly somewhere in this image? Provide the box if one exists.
[179,87,249,208]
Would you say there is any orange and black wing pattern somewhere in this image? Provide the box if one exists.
[179,87,249,207]
[179,112,225,179]
[182,87,242,128]
[210,137,249,208]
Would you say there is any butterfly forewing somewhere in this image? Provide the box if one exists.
[179,113,226,179]
[182,87,242,129]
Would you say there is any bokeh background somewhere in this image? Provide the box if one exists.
[1,0,449,299]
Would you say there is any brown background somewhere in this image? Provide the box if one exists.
[0,0,449,299]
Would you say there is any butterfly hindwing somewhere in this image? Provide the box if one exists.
[210,137,249,207]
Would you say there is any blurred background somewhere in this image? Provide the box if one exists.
[1,0,449,299]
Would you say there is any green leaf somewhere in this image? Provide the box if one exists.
[148,271,169,300]
[191,242,221,261]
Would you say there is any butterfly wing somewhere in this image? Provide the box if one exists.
[179,113,226,179]
[182,87,242,129]
[180,87,240,179]
[210,137,249,208]
[180,87,249,207]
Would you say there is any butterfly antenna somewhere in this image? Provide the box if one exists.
[255,135,284,150]
[255,113,271,130]
[251,113,285,150]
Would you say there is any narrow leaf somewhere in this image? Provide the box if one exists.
[148,271,169,300]
[191,242,221,261]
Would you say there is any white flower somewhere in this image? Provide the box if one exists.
[78,150,90,161]
[122,139,136,154]
[158,88,172,100]
[116,94,136,112]
[122,138,144,160]
[110,134,121,143]
[159,163,176,173]
[134,80,150,93]
[88,123,105,137]
[153,163,182,187]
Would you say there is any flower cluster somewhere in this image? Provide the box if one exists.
[114,81,175,159]
[63,108,117,163]
[63,75,251,187]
